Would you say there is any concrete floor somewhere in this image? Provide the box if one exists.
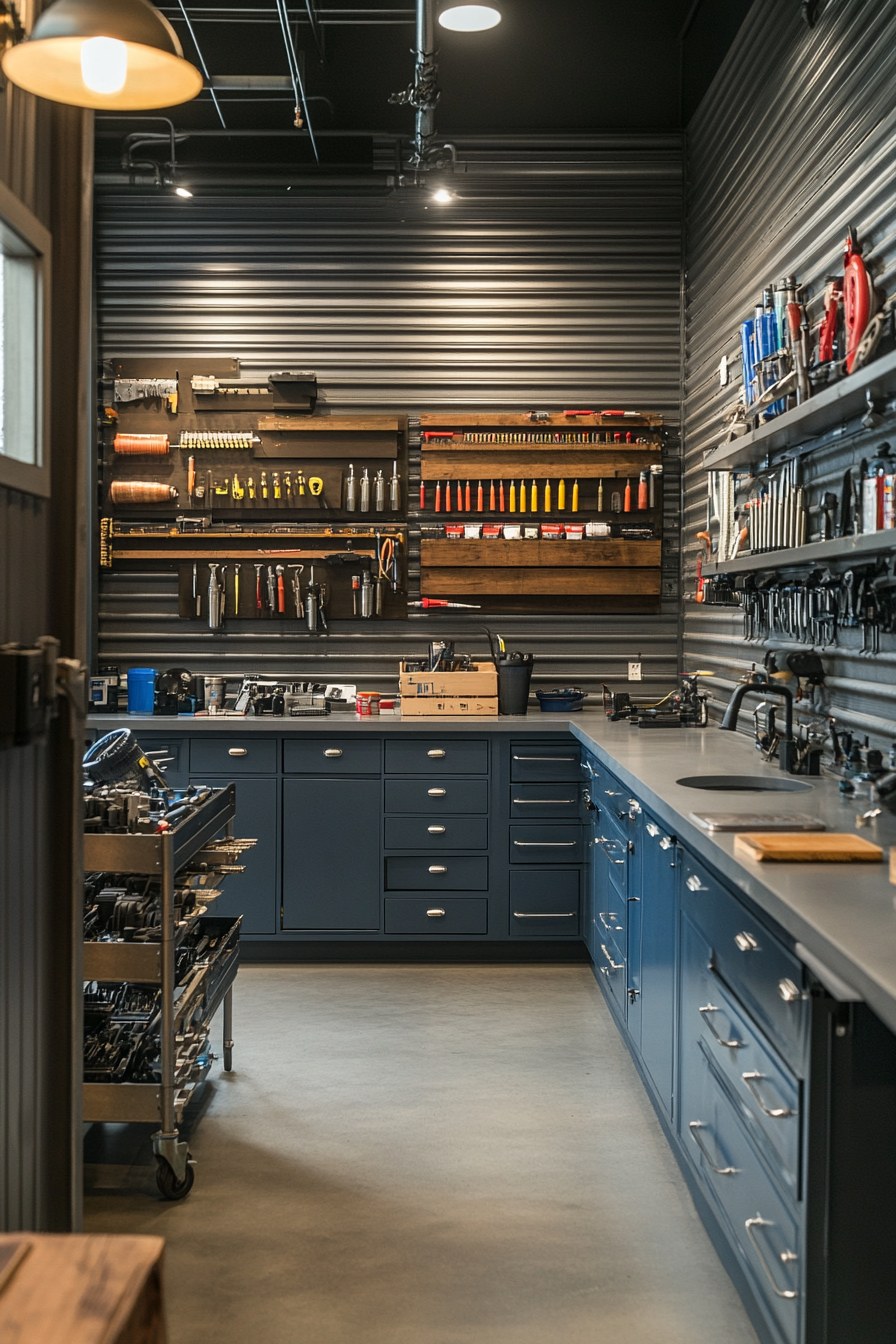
[84,965,759,1344]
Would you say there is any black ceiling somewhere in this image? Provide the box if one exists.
[95,0,753,173]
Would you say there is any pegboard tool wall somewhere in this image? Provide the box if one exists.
[93,137,683,697]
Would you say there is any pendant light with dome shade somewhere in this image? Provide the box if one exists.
[1,0,203,110]
[438,3,501,31]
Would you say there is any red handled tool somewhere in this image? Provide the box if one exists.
[477,481,484,512]
[489,480,496,510]
[423,431,454,441]
[499,480,505,511]
[419,481,426,509]
[465,480,472,511]
[435,481,441,513]
[408,598,482,609]
[624,479,632,512]
[843,226,875,373]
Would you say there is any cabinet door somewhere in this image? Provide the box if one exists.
[637,814,677,1117]
[282,777,381,930]
[194,776,278,936]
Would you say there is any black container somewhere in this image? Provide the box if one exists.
[496,654,534,716]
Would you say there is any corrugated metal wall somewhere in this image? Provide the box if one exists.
[682,0,896,746]
[94,136,683,699]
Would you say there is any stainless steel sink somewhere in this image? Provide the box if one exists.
[676,774,813,792]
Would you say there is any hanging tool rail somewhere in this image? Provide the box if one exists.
[83,784,247,1198]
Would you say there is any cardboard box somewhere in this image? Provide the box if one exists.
[400,696,499,717]
[399,661,497,699]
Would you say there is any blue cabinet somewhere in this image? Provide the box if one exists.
[635,812,678,1119]
[192,775,279,935]
[282,777,381,930]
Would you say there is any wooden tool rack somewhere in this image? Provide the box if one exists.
[83,785,246,1199]
[99,359,410,619]
[417,412,664,613]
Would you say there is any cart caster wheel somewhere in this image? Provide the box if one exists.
[223,1049,232,1072]
[155,1156,195,1201]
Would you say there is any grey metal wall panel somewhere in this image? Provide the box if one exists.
[0,486,49,1231]
[94,139,683,699]
[682,0,896,744]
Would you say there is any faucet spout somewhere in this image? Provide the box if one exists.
[719,675,795,769]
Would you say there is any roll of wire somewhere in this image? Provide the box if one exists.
[113,434,170,455]
[110,481,178,505]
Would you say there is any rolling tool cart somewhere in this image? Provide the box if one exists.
[83,784,253,1199]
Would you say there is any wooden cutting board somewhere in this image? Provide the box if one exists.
[734,832,884,863]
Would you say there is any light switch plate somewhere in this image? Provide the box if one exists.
[628,661,642,681]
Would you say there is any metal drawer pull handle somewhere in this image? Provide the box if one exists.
[744,1218,799,1299]
[427,825,446,834]
[324,749,343,758]
[699,1004,744,1050]
[513,755,574,761]
[627,799,641,813]
[659,836,674,850]
[686,874,708,892]
[688,1122,738,1175]
[734,931,759,952]
[428,788,446,796]
[778,978,802,1002]
[741,1072,794,1118]
[646,822,660,837]
[513,840,576,847]
[514,911,576,918]
[428,865,447,874]
[512,798,575,805]
[427,908,446,918]
[600,943,624,969]
[604,789,620,796]
[228,748,248,756]
[427,749,446,758]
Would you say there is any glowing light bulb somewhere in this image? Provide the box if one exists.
[432,188,453,203]
[80,37,127,94]
[439,5,501,32]
[175,186,193,198]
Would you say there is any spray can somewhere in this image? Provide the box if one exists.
[360,468,370,513]
[360,569,374,617]
[374,470,385,512]
[345,463,357,512]
[390,460,401,511]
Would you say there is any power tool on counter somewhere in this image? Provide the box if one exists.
[601,673,711,728]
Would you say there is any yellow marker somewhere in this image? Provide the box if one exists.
[519,479,526,514]
[558,479,566,511]
[248,476,256,500]
[509,480,516,513]
[544,480,551,512]
[571,480,579,512]
[530,480,537,511]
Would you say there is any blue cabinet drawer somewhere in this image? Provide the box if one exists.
[190,737,277,775]
[509,869,579,936]
[510,743,580,782]
[681,1040,802,1344]
[509,824,583,863]
[384,817,488,850]
[384,856,488,891]
[194,775,278,935]
[595,830,628,900]
[385,778,488,815]
[384,897,488,935]
[595,930,628,1015]
[696,974,801,1198]
[385,740,488,775]
[283,739,382,774]
[682,854,808,1072]
[510,783,582,818]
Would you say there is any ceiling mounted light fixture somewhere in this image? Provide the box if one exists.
[1,0,203,110]
[438,4,501,32]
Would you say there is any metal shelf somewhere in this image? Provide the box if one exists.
[83,784,235,876]
[702,348,896,473]
[703,529,896,575]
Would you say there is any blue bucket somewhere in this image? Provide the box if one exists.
[127,668,157,715]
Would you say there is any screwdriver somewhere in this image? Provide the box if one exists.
[435,480,441,512]
[465,480,471,511]
[477,481,484,512]
[597,478,603,510]
[456,480,463,512]
[187,456,195,503]
[624,478,632,512]
[499,480,505,512]
[255,562,263,612]
[571,480,579,512]
[489,480,496,510]
[234,564,240,617]
[408,598,482,609]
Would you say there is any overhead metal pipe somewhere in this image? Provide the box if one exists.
[275,0,320,161]
[175,0,227,127]
[389,0,452,172]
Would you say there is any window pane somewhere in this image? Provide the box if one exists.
[0,222,42,468]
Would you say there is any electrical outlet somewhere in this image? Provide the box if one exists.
[628,661,642,682]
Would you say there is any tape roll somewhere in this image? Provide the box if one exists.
[113,434,170,455]
[110,481,177,504]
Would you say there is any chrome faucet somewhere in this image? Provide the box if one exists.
[719,670,796,772]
